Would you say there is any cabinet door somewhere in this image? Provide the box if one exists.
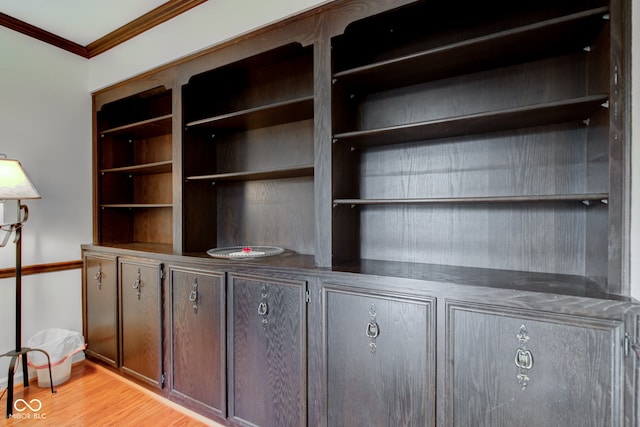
[324,286,434,427]
[120,257,164,388]
[447,302,624,427]
[228,273,307,427]
[169,266,226,418]
[84,252,118,367]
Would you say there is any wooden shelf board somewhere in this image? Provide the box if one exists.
[333,95,608,147]
[185,96,314,132]
[101,114,172,138]
[101,204,173,209]
[187,164,314,182]
[333,7,609,91]
[333,193,609,205]
[101,160,172,175]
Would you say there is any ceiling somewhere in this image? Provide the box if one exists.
[0,0,206,58]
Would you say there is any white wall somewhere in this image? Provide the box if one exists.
[0,26,91,385]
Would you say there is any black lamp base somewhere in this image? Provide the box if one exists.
[2,347,56,418]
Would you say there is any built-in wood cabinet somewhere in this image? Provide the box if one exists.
[119,257,165,389]
[168,265,226,418]
[85,0,636,425]
[227,272,308,427]
[83,252,118,367]
[323,285,435,426]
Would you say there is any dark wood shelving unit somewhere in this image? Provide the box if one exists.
[86,1,634,426]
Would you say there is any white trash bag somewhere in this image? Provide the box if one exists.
[26,328,86,387]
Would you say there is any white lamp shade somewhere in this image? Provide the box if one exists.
[0,159,41,200]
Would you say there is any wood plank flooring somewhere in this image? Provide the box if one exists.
[1,360,223,426]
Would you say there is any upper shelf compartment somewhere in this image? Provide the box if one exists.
[183,43,314,133]
[332,6,609,92]
[98,86,172,133]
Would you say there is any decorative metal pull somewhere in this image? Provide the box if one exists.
[257,302,268,316]
[94,265,102,290]
[259,285,269,327]
[365,321,379,338]
[367,303,379,355]
[515,325,534,390]
[132,268,141,300]
[189,276,199,313]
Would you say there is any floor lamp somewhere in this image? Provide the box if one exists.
[0,156,56,419]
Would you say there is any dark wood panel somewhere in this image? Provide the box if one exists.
[217,178,315,256]
[84,253,119,367]
[447,302,622,427]
[187,164,313,182]
[170,267,226,418]
[325,287,434,426]
[228,273,307,427]
[120,258,163,388]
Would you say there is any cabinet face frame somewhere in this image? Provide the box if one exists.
[167,265,227,419]
[444,300,625,427]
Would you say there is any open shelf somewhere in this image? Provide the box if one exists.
[333,95,608,147]
[333,7,609,91]
[100,114,173,139]
[101,160,172,175]
[185,96,314,132]
[187,164,313,182]
[101,204,173,209]
[333,193,609,206]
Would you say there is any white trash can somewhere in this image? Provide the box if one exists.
[26,328,86,388]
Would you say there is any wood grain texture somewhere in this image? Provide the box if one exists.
[119,258,163,388]
[324,286,434,426]
[169,266,226,418]
[83,253,119,367]
[228,273,306,427]
[3,360,218,426]
[446,302,622,427]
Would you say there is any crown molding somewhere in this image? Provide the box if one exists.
[0,0,206,59]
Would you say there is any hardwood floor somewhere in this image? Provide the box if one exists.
[1,360,223,426]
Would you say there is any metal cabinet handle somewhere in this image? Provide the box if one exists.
[365,321,380,338]
[94,266,102,290]
[257,302,268,316]
[514,349,533,370]
[189,276,198,313]
[132,268,141,300]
